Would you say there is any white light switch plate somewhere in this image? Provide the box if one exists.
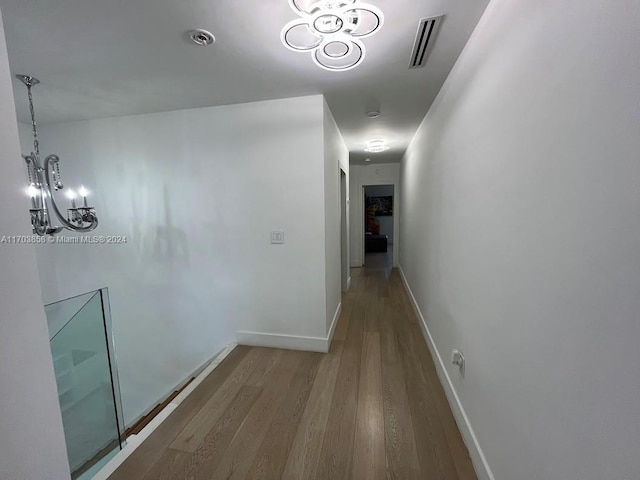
[271,231,284,244]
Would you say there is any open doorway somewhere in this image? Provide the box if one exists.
[363,184,394,272]
[340,169,349,292]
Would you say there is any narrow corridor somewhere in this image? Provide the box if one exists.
[109,267,476,479]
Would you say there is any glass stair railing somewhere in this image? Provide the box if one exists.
[45,289,125,479]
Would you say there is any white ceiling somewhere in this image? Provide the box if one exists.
[0,0,488,165]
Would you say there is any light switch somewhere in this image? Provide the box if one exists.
[271,231,285,244]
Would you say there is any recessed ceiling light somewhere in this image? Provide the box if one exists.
[188,29,215,46]
[366,110,380,118]
[365,158,372,162]
[364,139,389,153]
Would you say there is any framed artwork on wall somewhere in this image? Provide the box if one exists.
[366,195,393,216]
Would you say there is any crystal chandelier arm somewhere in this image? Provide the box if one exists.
[32,211,48,236]
[23,153,48,236]
[24,155,36,185]
[44,155,98,232]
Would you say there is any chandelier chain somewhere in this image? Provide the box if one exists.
[27,85,40,157]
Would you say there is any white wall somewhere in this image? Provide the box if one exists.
[26,95,329,424]
[400,1,640,479]
[323,99,349,333]
[349,163,400,267]
[364,184,394,243]
[0,8,71,479]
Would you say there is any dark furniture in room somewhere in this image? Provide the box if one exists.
[365,234,388,253]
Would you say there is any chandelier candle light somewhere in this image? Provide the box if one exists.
[16,75,98,236]
[281,0,384,71]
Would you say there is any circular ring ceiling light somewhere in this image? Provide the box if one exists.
[364,139,390,153]
[281,0,383,72]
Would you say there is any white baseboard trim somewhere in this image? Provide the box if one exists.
[237,302,342,354]
[398,267,494,480]
[236,331,329,353]
[326,302,342,347]
[91,343,237,480]
[124,343,232,430]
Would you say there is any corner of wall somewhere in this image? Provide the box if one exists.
[0,7,71,477]
[322,98,349,336]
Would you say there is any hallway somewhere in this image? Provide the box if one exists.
[365,250,394,275]
[109,268,476,480]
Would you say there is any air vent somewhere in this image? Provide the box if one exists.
[409,15,444,69]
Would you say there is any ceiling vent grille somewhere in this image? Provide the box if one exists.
[409,15,444,69]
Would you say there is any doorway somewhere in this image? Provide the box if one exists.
[340,169,349,292]
[363,184,394,273]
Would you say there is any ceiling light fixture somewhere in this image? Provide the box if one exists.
[364,139,390,153]
[188,29,215,46]
[366,110,380,118]
[16,75,98,236]
[281,0,384,72]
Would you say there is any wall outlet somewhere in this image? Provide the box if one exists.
[451,349,465,376]
[271,231,284,244]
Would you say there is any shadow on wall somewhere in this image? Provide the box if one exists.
[152,184,189,265]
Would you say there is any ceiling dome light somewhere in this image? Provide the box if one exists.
[366,110,380,118]
[364,139,389,153]
[281,0,383,71]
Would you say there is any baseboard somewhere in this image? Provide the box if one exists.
[91,344,237,480]
[346,276,352,291]
[237,331,329,353]
[125,345,228,430]
[398,266,494,480]
[326,302,342,347]
[237,302,342,354]
[171,343,238,404]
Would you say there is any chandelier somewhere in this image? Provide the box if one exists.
[281,0,384,71]
[16,75,98,236]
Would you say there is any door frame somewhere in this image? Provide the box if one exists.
[339,168,350,292]
[359,182,399,267]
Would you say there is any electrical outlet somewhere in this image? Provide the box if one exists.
[451,349,465,374]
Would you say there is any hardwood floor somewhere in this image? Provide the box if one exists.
[108,268,476,480]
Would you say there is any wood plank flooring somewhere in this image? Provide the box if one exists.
[109,268,476,480]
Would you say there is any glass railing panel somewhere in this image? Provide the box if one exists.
[46,290,96,340]
[98,288,126,440]
[45,289,124,478]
